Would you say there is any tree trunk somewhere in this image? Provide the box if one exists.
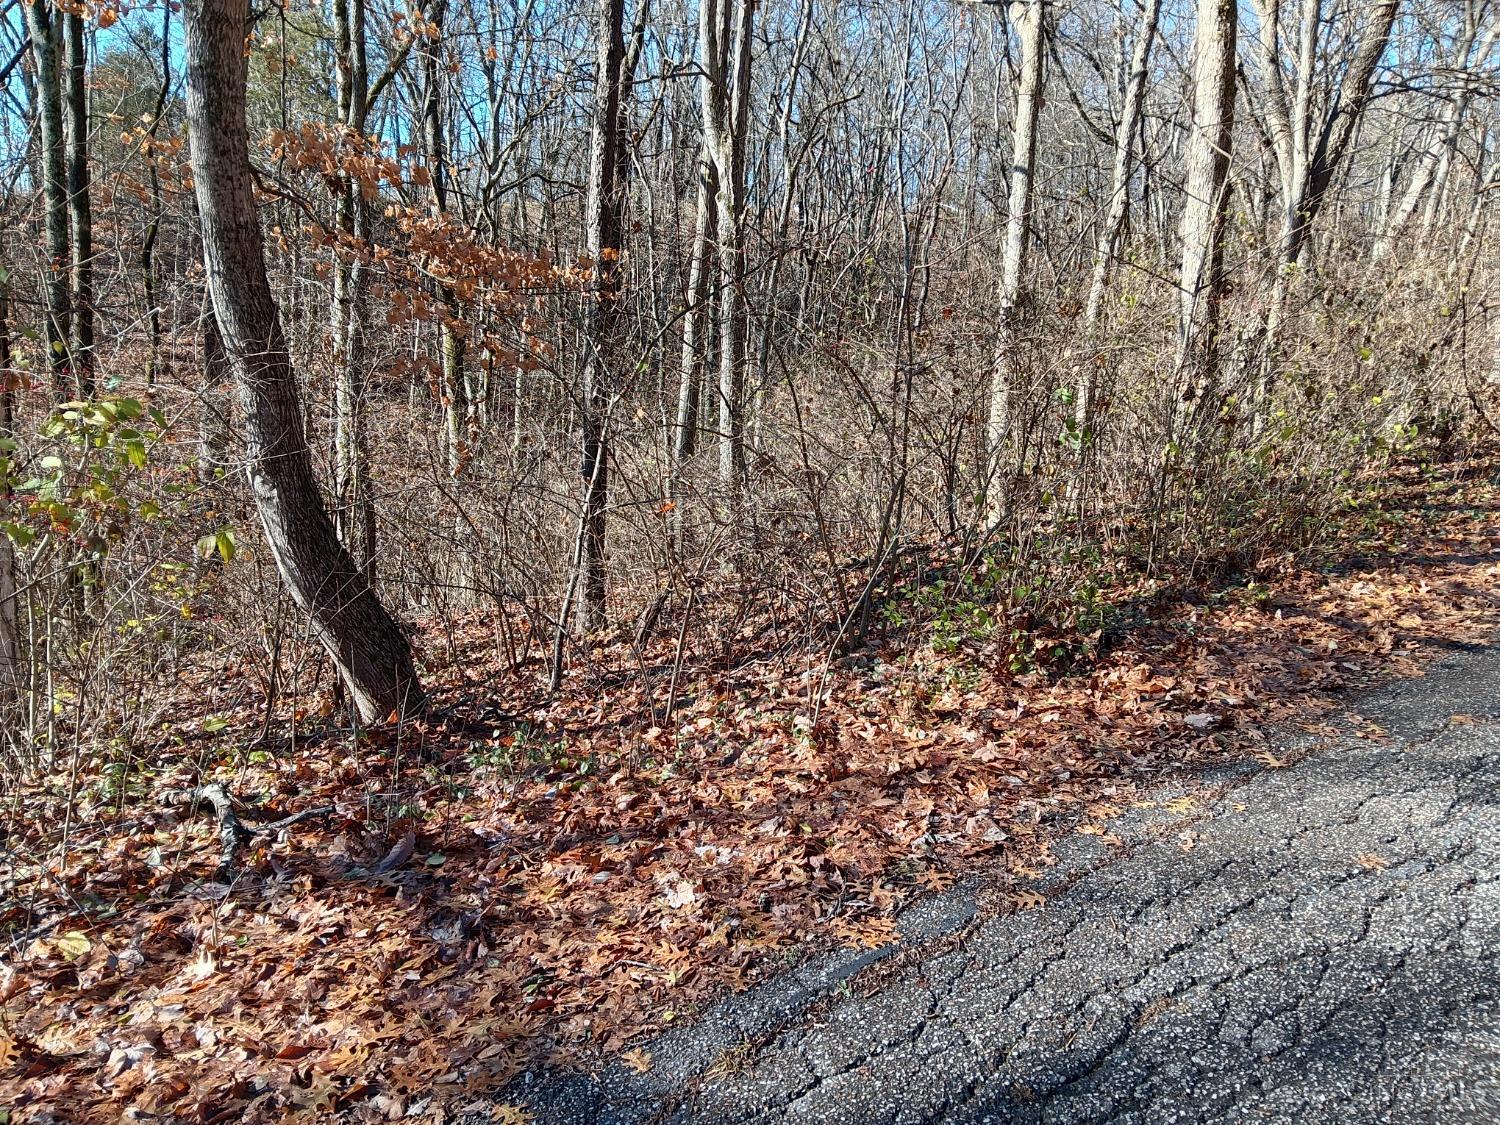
[672,155,717,517]
[1077,0,1161,434]
[23,0,71,397]
[1174,0,1238,427]
[332,0,376,575]
[63,11,94,398]
[142,3,171,389]
[0,271,17,695]
[576,0,629,631]
[421,0,468,482]
[180,0,424,722]
[700,0,752,489]
[986,0,1045,518]
[1256,0,1398,421]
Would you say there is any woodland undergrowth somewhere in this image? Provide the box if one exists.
[3,451,1500,1123]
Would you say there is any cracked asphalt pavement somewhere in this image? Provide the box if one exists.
[489,643,1500,1124]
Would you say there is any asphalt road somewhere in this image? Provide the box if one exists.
[490,643,1500,1125]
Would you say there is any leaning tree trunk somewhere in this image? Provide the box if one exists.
[1174,0,1238,432]
[986,0,1045,521]
[23,0,71,397]
[180,0,424,722]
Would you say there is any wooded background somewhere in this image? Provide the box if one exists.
[0,0,1497,766]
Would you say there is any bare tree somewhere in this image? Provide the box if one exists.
[22,0,70,396]
[1252,0,1401,418]
[63,10,93,397]
[1077,0,1162,436]
[180,0,425,721]
[576,0,631,629]
[699,0,754,488]
[987,0,1046,514]
[1174,0,1238,423]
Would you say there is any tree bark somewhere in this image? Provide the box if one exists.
[700,0,752,489]
[986,0,1045,517]
[180,0,424,722]
[576,0,630,631]
[23,0,71,397]
[1174,0,1238,426]
[63,11,94,398]
[1077,0,1161,435]
[332,0,376,575]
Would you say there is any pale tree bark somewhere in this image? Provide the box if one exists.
[1254,0,1400,420]
[1077,0,1162,432]
[331,0,375,575]
[576,0,629,631]
[0,270,17,695]
[986,0,1045,516]
[1175,0,1238,427]
[421,0,468,481]
[23,0,70,397]
[671,155,717,519]
[1374,9,1496,261]
[142,2,171,388]
[180,0,425,722]
[63,10,93,398]
[699,0,753,488]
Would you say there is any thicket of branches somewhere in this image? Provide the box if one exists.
[0,0,1497,776]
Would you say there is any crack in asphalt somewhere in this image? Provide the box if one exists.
[478,644,1500,1125]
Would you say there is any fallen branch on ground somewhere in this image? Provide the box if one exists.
[162,783,333,880]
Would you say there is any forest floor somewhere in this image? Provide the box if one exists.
[4,457,1500,1123]
[488,612,1500,1125]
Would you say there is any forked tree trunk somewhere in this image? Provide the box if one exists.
[23,0,71,397]
[986,0,1045,519]
[1254,0,1399,423]
[181,0,424,722]
[1174,0,1237,428]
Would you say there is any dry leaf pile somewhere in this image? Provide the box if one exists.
[2,463,1499,1122]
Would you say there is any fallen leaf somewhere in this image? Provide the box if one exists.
[620,1048,653,1073]
[374,832,416,874]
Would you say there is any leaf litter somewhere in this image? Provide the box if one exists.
[2,464,1500,1122]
